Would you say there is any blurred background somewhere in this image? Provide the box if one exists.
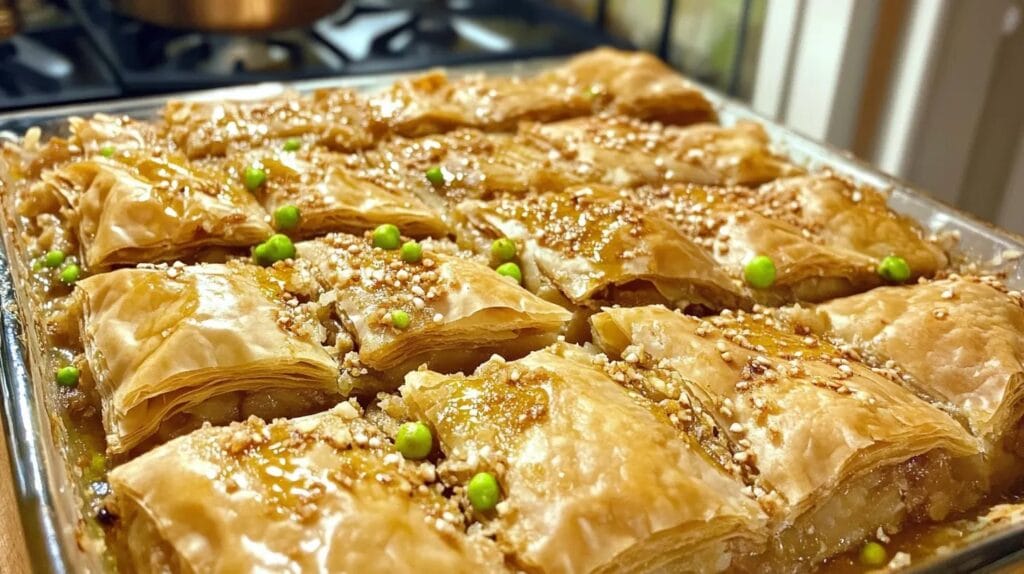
[0,0,1020,233]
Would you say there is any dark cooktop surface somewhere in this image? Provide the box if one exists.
[0,0,624,111]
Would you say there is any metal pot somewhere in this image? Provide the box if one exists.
[0,0,19,40]
[110,0,349,32]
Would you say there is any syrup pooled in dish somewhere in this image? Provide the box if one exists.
[0,47,1021,574]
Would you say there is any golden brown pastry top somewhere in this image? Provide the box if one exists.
[108,403,505,573]
[297,234,570,375]
[76,261,339,452]
[591,305,983,518]
[787,277,1024,443]
[402,344,766,574]
[456,185,748,310]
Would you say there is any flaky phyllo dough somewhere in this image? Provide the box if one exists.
[217,147,447,239]
[590,305,985,570]
[108,402,505,573]
[455,186,748,311]
[75,261,340,453]
[401,344,767,573]
[785,277,1024,487]
[6,47,1024,574]
[298,234,570,390]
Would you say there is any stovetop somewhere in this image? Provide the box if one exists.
[0,0,625,111]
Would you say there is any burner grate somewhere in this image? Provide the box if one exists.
[314,0,625,75]
[68,0,345,94]
[0,17,120,110]
[2,0,624,111]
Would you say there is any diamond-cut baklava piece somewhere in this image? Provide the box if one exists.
[372,69,593,137]
[455,186,748,314]
[62,153,271,268]
[69,114,162,154]
[401,344,767,574]
[221,147,447,239]
[527,116,801,188]
[354,129,583,211]
[76,261,340,453]
[756,174,947,278]
[371,47,715,138]
[539,47,717,125]
[648,184,883,305]
[161,88,384,158]
[590,305,985,569]
[298,234,570,391]
[786,277,1024,486]
[108,403,505,573]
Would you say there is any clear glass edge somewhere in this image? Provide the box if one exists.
[0,56,1020,574]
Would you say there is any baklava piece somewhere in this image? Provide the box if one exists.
[107,403,504,573]
[455,186,749,316]
[61,152,271,268]
[527,117,801,188]
[371,47,716,138]
[75,261,340,453]
[68,113,162,154]
[590,305,986,570]
[401,344,767,573]
[161,88,384,158]
[540,47,717,125]
[372,68,592,137]
[298,234,570,391]
[355,129,583,212]
[644,175,946,304]
[221,147,447,239]
[649,184,883,305]
[756,174,947,278]
[787,277,1024,486]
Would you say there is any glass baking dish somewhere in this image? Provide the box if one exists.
[1,57,1022,574]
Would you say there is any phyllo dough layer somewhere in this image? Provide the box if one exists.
[298,234,570,390]
[372,69,592,137]
[455,186,748,312]
[590,305,985,569]
[755,174,948,277]
[527,117,801,188]
[373,47,714,137]
[61,153,272,268]
[786,277,1024,485]
[353,129,580,211]
[107,403,504,573]
[221,147,447,239]
[641,175,946,304]
[161,88,385,158]
[401,344,767,574]
[76,261,340,453]
[538,47,717,125]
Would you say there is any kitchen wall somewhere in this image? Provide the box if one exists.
[555,0,765,98]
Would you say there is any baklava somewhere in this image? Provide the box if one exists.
[75,261,340,453]
[297,233,570,391]
[402,344,767,573]
[590,305,985,569]
[786,277,1024,487]
[107,402,505,573]
[2,47,1022,574]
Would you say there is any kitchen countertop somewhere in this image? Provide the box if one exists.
[0,411,31,573]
